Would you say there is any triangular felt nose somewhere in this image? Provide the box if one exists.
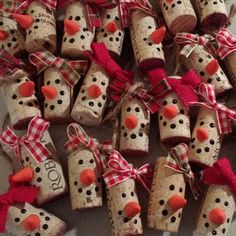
[80,169,96,186]
[205,59,219,75]
[168,195,187,211]
[12,167,34,183]
[23,215,40,231]
[0,30,8,40]
[196,127,208,142]
[209,208,226,225]
[64,19,80,35]
[124,201,141,218]
[12,14,32,29]
[106,21,117,33]
[41,86,57,100]
[19,81,35,97]
[151,26,166,44]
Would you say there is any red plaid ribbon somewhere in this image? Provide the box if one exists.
[65,123,113,172]
[216,28,236,59]
[117,0,157,28]
[60,0,116,28]
[29,50,88,88]
[174,33,216,57]
[16,0,57,12]
[190,83,236,135]
[103,150,153,192]
[0,0,19,13]
[0,116,51,163]
[165,143,200,199]
[203,158,236,193]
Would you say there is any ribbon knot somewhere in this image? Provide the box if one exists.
[0,116,51,164]
[17,0,57,12]
[103,150,153,192]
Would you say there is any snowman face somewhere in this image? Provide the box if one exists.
[6,202,66,236]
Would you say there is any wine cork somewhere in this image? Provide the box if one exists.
[5,202,66,236]
[159,0,197,35]
[181,44,232,94]
[71,62,109,126]
[130,10,165,73]
[42,67,72,123]
[223,52,236,90]
[96,6,125,58]
[25,1,56,53]
[119,96,150,156]
[193,185,235,236]
[189,106,222,167]
[148,157,186,233]
[61,1,95,59]
[158,91,191,146]
[197,0,227,30]
[0,12,25,57]
[106,177,143,236]
[0,69,41,130]
[68,148,103,210]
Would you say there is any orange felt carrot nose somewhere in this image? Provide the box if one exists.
[168,195,187,211]
[12,167,34,183]
[12,14,32,29]
[0,30,8,40]
[151,26,166,44]
[106,21,117,33]
[19,81,35,97]
[209,208,226,225]
[163,105,178,119]
[80,169,96,186]
[88,85,101,98]
[125,115,138,129]
[64,19,80,35]
[23,215,40,231]
[205,59,219,75]
[124,201,141,218]
[196,127,208,142]
[41,86,57,100]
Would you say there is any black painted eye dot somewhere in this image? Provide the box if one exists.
[134,219,137,224]
[159,200,164,205]
[101,81,106,86]
[143,37,147,41]
[212,230,217,235]
[90,159,94,164]
[55,79,60,84]
[148,26,152,29]
[203,214,207,218]
[179,119,184,124]
[224,201,229,206]
[78,159,83,164]
[163,100,167,105]
[42,224,48,230]
[37,177,42,183]
[200,71,205,76]
[141,123,145,128]
[135,107,140,112]
[45,216,50,221]
[216,77,221,81]
[162,209,168,216]
[170,124,176,129]
[92,77,97,82]
[75,16,81,21]
[115,16,119,20]
[215,198,220,203]
[69,16,73,20]
[21,209,26,214]
[169,185,175,191]
[204,222,209,228]
[171,216,176,223]
[123,217,129,223]
[89,102,94,106]
[40,212,44,216]
[172,99,177,104]
[222,228,226,233]
[131,191,134,196]
[227,218,230,223]
[15,217,20,222]
[35,233,40,236]
[207,78,212,83]
[74,181,78,185]
[200,121,204,126]
[207,55,212,59]
[95,186,99,192]
[197,149,202,153]
[127,107,131,112]
[199,58,203,63]
[210,139,215,145]
[118,210,122,215]
[163,121,167,126]
[86,190,91,195]
[210,123,215,128]
[106,14,111,19]
[179,187,183,192]
[122,193,126,198]
[180,109,184,114]
[78,188,82,193]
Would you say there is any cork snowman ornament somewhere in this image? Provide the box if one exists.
[159,0,197,35]
[29,50,88,123]
[188,83,236,167]
[175,33,232,95]
[0,50,41,130]
[0,116,68,205]
[147,68,201,146]
[193,158,236,236]
[148,143,199,233]
[103,150,153,236]
[65,123,112,210]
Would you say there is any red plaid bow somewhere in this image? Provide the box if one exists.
[165,143,200,199]
[103,150,153,192]
[203,158,236,193]
[65,123,113,172]
[16,0,57,12]
[0,116,51,163]
[174,33,216,57]
[216,28,236,59]
[190,83,236,134]
[0,0,19,13]
[0,177,39,232]
[29,50,88,88]
[60,0,116,28]
[117,0,156,28]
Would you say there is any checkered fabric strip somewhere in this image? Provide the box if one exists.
[0,116,51,163]
[103,150,153,192]
[216,28,236,59]
[16,0,57,12]
[118,0,156,28]
[0,0,19,13]
[174,33,216,57]
[29,50,82,88]
[190,83,236,134]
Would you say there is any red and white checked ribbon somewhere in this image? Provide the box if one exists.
[190,83,236,135]
[165,143,200,199]
[0,116,51,163]
[16,0,57,12]
[174,33,216,58]
[103,150,153,192]
[64,123,113,172]
[216,28,236,59]
[117,0,157,28]
[0,0,19,13]
[29,50,88,88]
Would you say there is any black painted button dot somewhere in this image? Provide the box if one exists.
[95,186,99,192]
[26,157,30,162]
[207,78,212,83]
[78,188,82,193]
[50,105,55,110]
[10,30,15,34]
[15,217,20,222]
[159,200,164,205]
[210,123,215,128]
[157,47,160,51]
[171,216,176,222]
[35,233,41,236]
[169,185,175,191]
[127,107,131,112]
[83,28,88,32]
[170,124,176,129]
[213,1,217,4]
[101,81,106,86]
[12,37,17,42]
[205,222,209,228]
[116,37,119,42]
[179,187,183,192]
[115,16,119,20]
[212,230,217,235]
[28,102,33,107]
[102,95,106,100]
[90,159,94,164]
[7,42,11,47]
[35,167,40,173]
[34,25,38,29]
[86,190,91,195]
[118,210,122,215]
[0,22,3,26]
[222,228,226,234]
[81,96,86,101]
[177,0,182,3]
[80,35,85,40]
[148,26,152,29]
[123,218,129,223]
[46,81,50,85]
[171,3,175,7]
[199,58,203,63]
[21,209,26,213]
[106,14,111,19]
[216,77,221,81]
[12,94,17,99]
[179,119,184,124]
[74,181,78,185]
[78,160,83,164]
[45,216,50,221]
[109,37,113,42]
[55,79,60,84]
[134,219,137,224]
[92,77,97,82]
[135,107,140,112]
[139,132,143,137]
[224,201,229,206]
[131,191,134,196]
[205,147,210,152]
[118,32,122,36]
[203,214,206,218]
[98,102,102,107]
[75,16,81,21]
[124,132,127,137]
[215,198,220,203]
[162,209,168,216]
[69,38,75,43]
[143,38,147,41]
[163,100,167,105]
[131,134,136,139]
[197,149,202,153]
[122,193,126,198]
[141,123,145,128]
[163,121,167,126]
[42,224,48,230]
[200,121,204,126]
[103,33,108,37]
[210,140,215,146]
[35,18,40,23]
[37,177,42,182]
[89,102,94,106]
[40,212,44,216]
[57,100,63,104]
[191,145,195,149]
[200,71,205,76]
[148,42,152,46]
